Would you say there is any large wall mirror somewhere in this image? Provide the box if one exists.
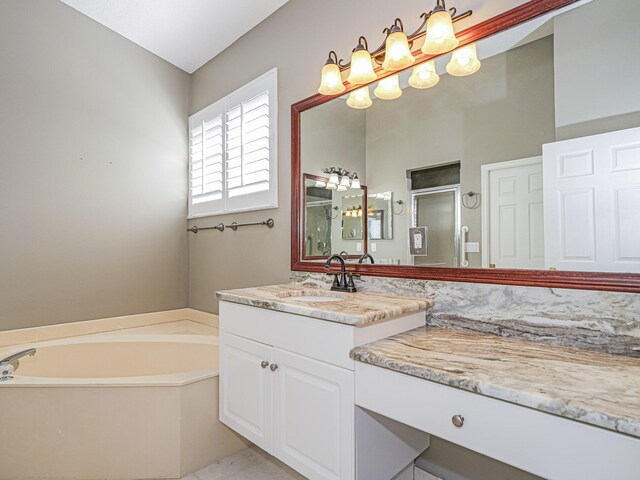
[292,0,640,292]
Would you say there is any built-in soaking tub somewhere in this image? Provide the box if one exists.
[0,317,248,480]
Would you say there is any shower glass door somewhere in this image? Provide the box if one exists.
[411,185,461,267]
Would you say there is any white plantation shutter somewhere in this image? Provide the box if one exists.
[188,69,278,218]
[189,99,225,216]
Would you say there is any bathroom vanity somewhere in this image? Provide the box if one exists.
[216,285,431,480]
[218,285,640,480]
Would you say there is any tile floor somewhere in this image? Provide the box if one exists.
[181,447,306,480]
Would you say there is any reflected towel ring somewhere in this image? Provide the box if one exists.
[392,200,404,215]
[462,192,481,209]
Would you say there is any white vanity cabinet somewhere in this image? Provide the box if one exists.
[218,300,426,480]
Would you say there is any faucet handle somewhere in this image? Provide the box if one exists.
[346,274,357,292]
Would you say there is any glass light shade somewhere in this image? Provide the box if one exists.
[337,184,348,192]
[346,86,373,109]
[374,75,402,100]
[318,63,346,95]
[446,44,481,77]
[340,175,351,187]
[408,60,440,89]
[382,31,415,71]
[328,172,340,185]
[326,182,337,190]
[351,176,361,189]
[422,10,459,55]
[315,180,326,188]
[347,49,377,85]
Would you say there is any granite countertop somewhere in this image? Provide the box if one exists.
[216,284,432,327]
[350,326,640,438]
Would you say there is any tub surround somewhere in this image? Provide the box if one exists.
[216,284,432,326]
[0,308,218,350]
[351,326,640,438]
[291,272,640,356]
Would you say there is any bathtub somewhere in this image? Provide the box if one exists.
[0,321,249,480]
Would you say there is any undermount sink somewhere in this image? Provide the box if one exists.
[287,295,344,303]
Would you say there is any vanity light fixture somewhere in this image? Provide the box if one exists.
[381,19,415,71]
[446,43,481,76]
[317,51,346,95]
[408,60,440,89]
[350,173,361,190]
[346,86,373,109]
[422,0,460,55]
[317,1,471,98]
[347,37,377,85]
[374,74,402,100]
[315,180,327,188]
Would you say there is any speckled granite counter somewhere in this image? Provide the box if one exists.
[350,326,640,438]
[216,284,432,327]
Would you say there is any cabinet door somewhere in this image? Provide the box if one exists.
[272,348,354,480]
[219,332,273,453]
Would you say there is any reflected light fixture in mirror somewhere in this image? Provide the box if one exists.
[446,43,481,76]
[408,60,440,89]
[347,86,373,109]
[347,37,377,85]
[374,74,402,100]
[381,19,415,71]
[422,0,460,55]
[317,51,346,95]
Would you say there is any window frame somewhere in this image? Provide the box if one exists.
[188,68,278,219]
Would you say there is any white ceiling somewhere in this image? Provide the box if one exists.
[59,0,290,73]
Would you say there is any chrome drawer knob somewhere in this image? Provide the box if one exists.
[452,415,464,428]
[270,363,279,372]
[260,361,269,369]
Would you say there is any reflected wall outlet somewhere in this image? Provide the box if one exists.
[465,242,480,253]
[356,243,362,252]
[371,243,377,252]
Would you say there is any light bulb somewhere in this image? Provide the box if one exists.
[346,86,373,109]
[317,52,346,95]
[408,60,440,89]
[347,39,377,85]
[422,8,459,55]
[374,74,402,100]
[382,23,415,71]
[446,43,481,77]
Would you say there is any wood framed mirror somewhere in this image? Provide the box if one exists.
[291,0,640,292]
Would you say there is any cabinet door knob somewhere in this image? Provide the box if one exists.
[452,415,464,428]
[261,361,269,369]
[270,363,279,372]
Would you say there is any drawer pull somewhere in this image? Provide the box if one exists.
[261,361,269,369]
[452,415,464,428]
[270,363,279,372]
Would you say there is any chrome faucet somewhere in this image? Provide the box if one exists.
[358,253,375,264]
[325,254,357,292]
[0,348,36,381]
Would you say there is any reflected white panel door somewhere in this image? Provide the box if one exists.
[543,127,640,272]
[484,157,544,269]
[273,348,354,480]
[219,332,273,452]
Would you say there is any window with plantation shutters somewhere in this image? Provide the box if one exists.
[188,69,277,217]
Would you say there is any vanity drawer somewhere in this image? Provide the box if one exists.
[355,363,640,480]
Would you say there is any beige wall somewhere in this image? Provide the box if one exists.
[554,0,640,137]
[0,0,191,331]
